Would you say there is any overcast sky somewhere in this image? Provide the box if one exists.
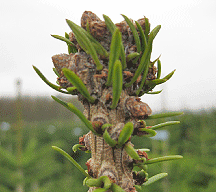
[0,0,216,111]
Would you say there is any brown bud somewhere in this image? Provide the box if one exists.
[137,150,149,160]
[133,171,147,186]
[81,11,107,39]
[123,71,133,80]
[79,135,85,145]
[147,66,157,80]
[91,115,108,134]
[86,158,94,177]
[52,53,72,75]
[81,11,101,29]
[115,20,129,34]
[129,187,137,192]
[94,69,108,80]
[136,17,147,31]
[92,120,103,133]
[125,97,152,119]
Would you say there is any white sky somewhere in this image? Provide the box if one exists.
[0,0,216,111]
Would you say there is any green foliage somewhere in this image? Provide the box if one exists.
[51,96,96,134]
[51,34,77,53]
[147,112,184,119]
[135,21,147,52]
[143,173,168,186]
[122,14,141,53]
[72,144,86,153]
[33,13,174,111]
[43,13,171,98]
[110,183,126,192]
[52,146,90,178]
[138,128,157,137]
[157,60,161,79]
[150,121,180,130]
[110,60,123,109]
[145,155,183,164]
[126,52,140,61]
[124,143,141,161]
[103,129,117,147]
[103,14,126,69]
[124,31,153,88]
[106,28,122,86]
[117,122,133,147]
[66,19,105,70]
[0,117,91,191]
[85,176,111,190]
[62,68,95,103]
[33,66,69,94]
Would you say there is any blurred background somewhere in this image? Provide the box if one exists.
[0,0,216,191]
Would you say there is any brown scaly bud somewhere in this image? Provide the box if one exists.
[86,159,94,177]
[123,71,134,81]
[79,135,85,145]
[81,11,107,40]
[91,114,109,134]
[136,17,147,31]
[81,11,101,29]
[133,121,147,136]
[115,20,130,34]
[147,65,157,80]
[89,21,107,39]
[133,150,147,165]
[135,126,153,137]
[68,32,79,49]
[128,45,137,53]
[93,69,108,80]
[129,187,137,192]
[136,75,142,84]
[137,150,149,160]
[52,53,72,76]
[133,171,147,185]
[92,121,103,134]
[139,120,146,128]
[52,52,96,88]
[56,76,71,88]
[52,52,95,76]
[125,97,152,119]
[84,132,92,152]
[78,135,88,151]
[105,92,112,105]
